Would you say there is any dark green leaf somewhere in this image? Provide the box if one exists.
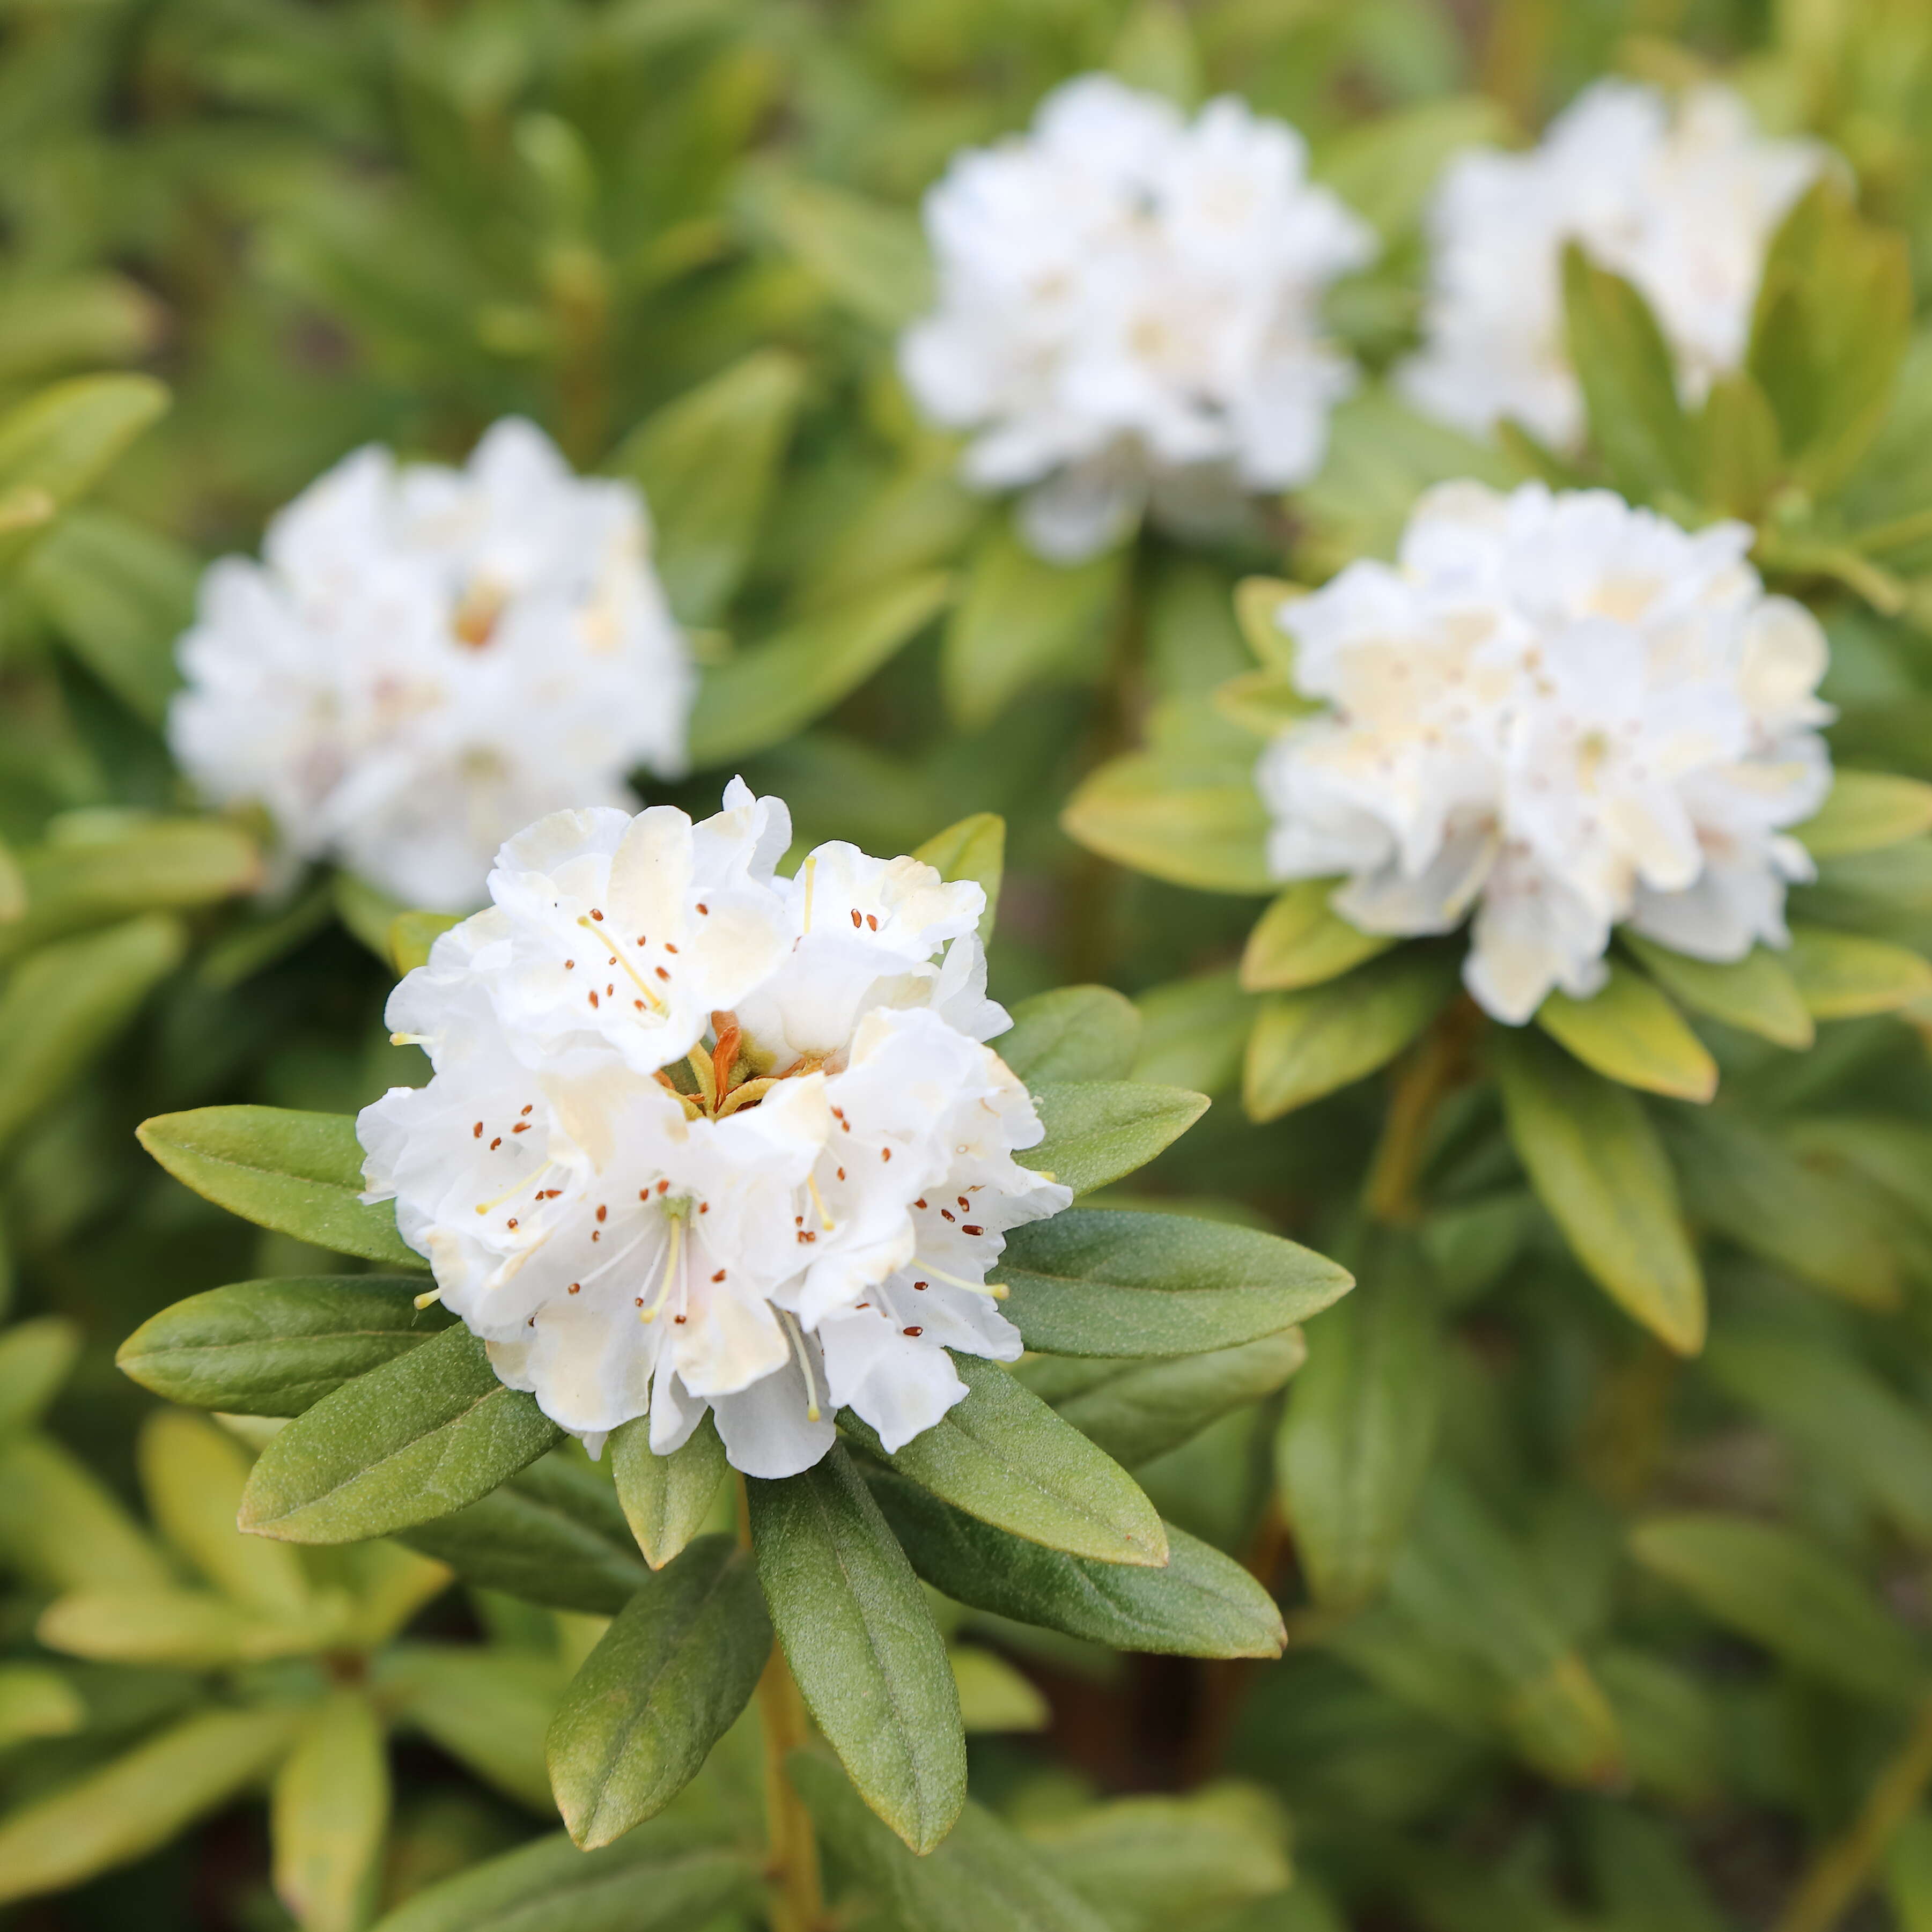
[1561,244,1694,502]
[1027,1081,1207,1194]
[1620,935,1812,1049]
[1001,987,1142,1083]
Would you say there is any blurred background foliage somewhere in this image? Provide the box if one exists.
[7,0,1932,1928]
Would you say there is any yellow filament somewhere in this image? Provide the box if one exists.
[778,1308,822,1422]
[913,1258,1009,1301]
[578,916,666,1011]
[806,1174,836,1232]
[639,1213,683,1325]
[473,1159,555,1218]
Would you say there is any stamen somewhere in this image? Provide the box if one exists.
[638,1212,684,1325]
[578,915,665,1011]
[912,1258,1009,1300]
[473,1159,556,1218]
[806,1174,836,1232]
[777,1308,822,1423]
[413,1287,444,1310]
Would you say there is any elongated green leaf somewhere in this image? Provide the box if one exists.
[1494,1030,1704,1354]
[0,1435,173,1592]
[747,1444,964,1853]
[1000,1208,1351,1356]
[1705,1328,1932,1543]
[1885,1813,1932,1932]
[1630,1514,1926,1705]
[912,811,1004,945]
[118,1279,453,1418]
[749,171,932,330]
[844,1354,1166,1567]
[0,372,168,568]
[871,1472,1285,1659]
[1001,987,1142,1083]
[137,1107,423,1269]
[952,1645,1049,1731]
[399,1454,651,1613]
[38,1588,341,1666]
[1277,1226,1441,1611]
[942,518,1124,730]
[548,1536,770,1847]
[389,911,460,977]
[1131,970,1251,1094]
[272,1688,390,1932]
[1562,245,1694,502]
[1244,951,1455,1122]
[377,1647,564,1811]
[1798,772,1932,858]
[1027,1081,1207,1194]
[1241,882,1392,992]
[0,1705,301,1904]
[1016,1328,1306,1468]
[0,1665,85,1749]
[1784,924,1932,1018]
[139,1410,311,1614]
[1026,1787,1291,1932]
[1535,960,1716,1102]
[609,349,806,624]
[689,571,952,765]
[1663,1110,1900,1310]
[240,1325,563,1544]
[0,1315,80,1437]
[792,1751,1112,1932]
[0,915,184,1154]
[610,1413,727,1571]
[366,1823,756,1932]
[1061,738,1274,895]
[1697,370,1780,518]
[1231,577,1300,674]
[1620,934,1812,1049]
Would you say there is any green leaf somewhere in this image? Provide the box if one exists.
[747,170,932,330]
[1884,1813,1932,1932]
[0,1435,173,1592]
[609,350,806,624]
[398,1454,651,1614]
[1561,244,1694,502]
[1000,1207,1350,1357]
[272,1688,390,1932]
[1662,1110,1901,1310]
[1027,1081,1207,1194]
[239,1325,563,1544]
[118,1279,452,1418]
[1001,987,1142,1083]
[1231,577,1300,674]
[1213,665,1314,738]
[1493,1030,1704,1353]
[1704,1328,1932,1543]
[1534,960,1717,1102]
[912,811,1005,945]
[0,1706,301,1905]
[1310,94,1507,242]
[844,1354,1167,1567]
[1131,970,1251,1094]
[951,1645,1049,1731]
[1796,771,1932,859]
[1240,881,1392,992]
[548,1536,770,1848]
[389,910,460,977]
[689,571,952,766]
[0,1665,85,1749]
[37,1588,340,1666]
[1620,934,1813,1049]
[0,372,169,569]
[137,1107,424,1270]
[365,1823,755,1932]
[1784,924,1932,1018]
[0,1315,81,1437]
[334,872,405,961]
[1015,1328,1306,1468]
[1244,950,1455,1122]
[1061,720,1274,895]
[610,1413,728,1572]
[746,1444,964,1853]
[1277,1226,1442,1611]
[1695,372,1781,519]
[23,507,195,723]
[942,517,1124,731]
[1026,1787,1291,1932]
[0,915,185,1154]
[377,1647,565,1811]
[1630,1514,1927,1705]
[0,272,159,381]
[791,1751,1113,1932]
[872,1472,1284,1659]
[138,1410,311,1616]
[1108,0,1203,104]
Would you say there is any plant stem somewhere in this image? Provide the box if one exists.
[1362,999,1478,1225]
[737,1475,825,1932]
[1775,1693,1932,1932]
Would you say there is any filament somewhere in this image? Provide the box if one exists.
[777,1308,822,1422]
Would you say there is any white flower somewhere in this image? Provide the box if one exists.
[901,75,1376,563]
[169,419,695,911]
[1255,482,1833,1024]
[358,781,1070,1479]
[1398,82,1826,448]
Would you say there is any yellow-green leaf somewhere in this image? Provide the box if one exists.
[1620,934,1812,1049]
[1796,772,1932,859]
[1785,925,1932,1018]
[1535,960,1717,1102]
[272,1690,392,1932]
[1240,881,1392,992]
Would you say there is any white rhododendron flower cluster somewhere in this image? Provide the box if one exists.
[357,781,1069,1479]
[169,419,693,911]
[1399,81,1825,448]
[901,75,1376,563]
[1256,483,1834,1024]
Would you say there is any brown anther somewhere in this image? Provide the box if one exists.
[473,1122,483,1138]
[589,991,600,1008]
[596,1205,607,1223]
[712,1269,726,1282]
[591,1230,600,1242]
[866,914,877,931]
[654,966,669,982]
[506,1218,518,1230]
[903,1326,923,1337]
[962,1225,983,1236]
[957,1196,969,1209]
[941,1210,955,1222]
[665,943,679,955]
[512,1122,529,1134]
[880,1147,891,1161]
[915,1199,927,1209]
[913,1281,927,1291]
[565,960,574,969]
[589,909,604,922]
[635,1296,644,1307]
[521,1105,533,1117]
[657,1179,670,1194]
[850,908,862,928]
[699,1201,709,1214]
[696,902,709,915]
[568,1282,581,1294]
[674,1314,686,1323]
[837,1168,846,1182]
[490,1137,502,1151]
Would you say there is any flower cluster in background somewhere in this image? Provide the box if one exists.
[1400,82,1826,445]
[1256,482,1834,1021]
[359,783,1066,1476]
[169,419,693,911]
[901,76,1376,561]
